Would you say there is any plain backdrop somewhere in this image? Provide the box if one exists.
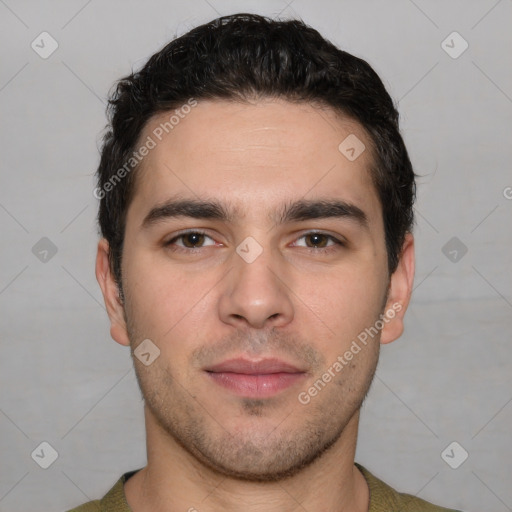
[0,1,511,511]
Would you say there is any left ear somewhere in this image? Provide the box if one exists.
[380,232,415,345]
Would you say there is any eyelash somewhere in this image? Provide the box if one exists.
[164,230,345,255]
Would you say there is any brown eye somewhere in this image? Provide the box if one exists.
[291,232,344,254]
[165,231,216,251]
[305,233,329,248]
[181,232,206,248]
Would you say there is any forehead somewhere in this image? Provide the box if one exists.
[128,99,382,228]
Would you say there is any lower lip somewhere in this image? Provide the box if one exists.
[206,372,306,398]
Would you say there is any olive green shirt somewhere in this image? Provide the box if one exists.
[68,463,462,511]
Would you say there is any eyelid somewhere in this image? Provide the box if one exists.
[165,229,217,248]
[291,231,346,249]
[164,229,346,252]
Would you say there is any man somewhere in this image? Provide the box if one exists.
[70,13,463,512]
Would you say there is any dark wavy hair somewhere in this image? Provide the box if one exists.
[96,13,416,288]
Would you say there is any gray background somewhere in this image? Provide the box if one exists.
[0,0,511,511]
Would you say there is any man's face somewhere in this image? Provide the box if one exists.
[110,99,398,480]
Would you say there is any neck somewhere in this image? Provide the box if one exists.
[125,407,369,512]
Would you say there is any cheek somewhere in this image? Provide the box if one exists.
[122,247,198,339]
[294,265,386,346]
[123,253,226,372]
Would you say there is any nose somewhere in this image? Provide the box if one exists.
[218,245,295,330]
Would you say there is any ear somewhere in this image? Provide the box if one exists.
[95,238,130,346]
[380,232,415,345]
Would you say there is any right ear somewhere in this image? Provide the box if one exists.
[95,238,130,346]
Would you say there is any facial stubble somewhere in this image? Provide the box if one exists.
[125,312,381,483]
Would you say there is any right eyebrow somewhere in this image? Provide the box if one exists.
[141,198,239,229]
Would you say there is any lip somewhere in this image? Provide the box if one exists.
[204,358,307,399]
[205,357,304,374]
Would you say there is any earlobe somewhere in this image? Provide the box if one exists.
[380,232,415,345]
[95,239,131,347]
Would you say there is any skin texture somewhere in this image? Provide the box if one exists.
[96,98,415,512]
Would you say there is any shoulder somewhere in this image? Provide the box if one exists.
[355,463,463,512]
[66,501,101,512]
[65,470,137,512]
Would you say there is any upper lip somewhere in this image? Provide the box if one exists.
[205,358,304,375]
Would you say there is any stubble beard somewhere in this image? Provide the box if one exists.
[128,326,380,483]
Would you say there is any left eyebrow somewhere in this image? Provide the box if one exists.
[141,197,369,231]
[275,199,369,230]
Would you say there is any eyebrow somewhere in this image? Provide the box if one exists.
[141,197,369,230]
